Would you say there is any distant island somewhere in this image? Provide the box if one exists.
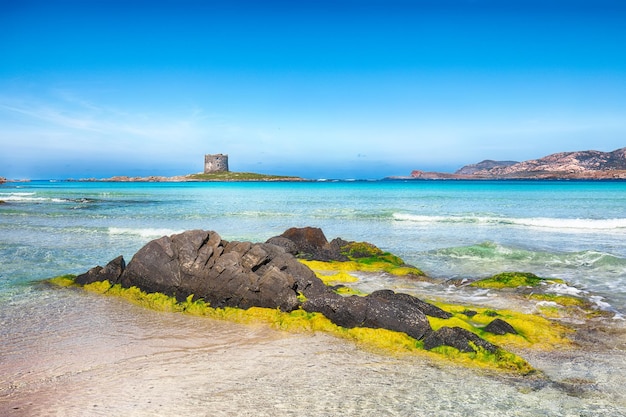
[74,153,306,182]
[405,147,626,180]
[70,172,306,182]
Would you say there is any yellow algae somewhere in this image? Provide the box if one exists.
[299,258,423,277]
[316,270,359,285]
[498,314,572,350]
[527,293,604,320]
[429,301,572,351]
[535,302,566,319]
[334,286,366,296]
[387,266,422,276]
[345,327,421,353]
[303,267,363,295]
[528,293,587,307]
[428,316,477,333]
[427,345,534,375]
[83,280,113,294]
[47,274,77,287]
[300,259,362,272]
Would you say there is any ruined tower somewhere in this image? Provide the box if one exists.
[204,154,229,173]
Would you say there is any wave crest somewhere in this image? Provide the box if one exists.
[107,227,183,239]
[393,213,626,231]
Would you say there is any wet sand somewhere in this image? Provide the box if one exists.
[1,288,625,417]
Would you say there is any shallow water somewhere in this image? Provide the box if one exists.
[2,286,625,417]
[1,180,626,416]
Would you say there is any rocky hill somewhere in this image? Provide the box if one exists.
[455,160,518,175]
[409,147,626,180]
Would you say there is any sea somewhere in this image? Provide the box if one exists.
[1,179,625,416]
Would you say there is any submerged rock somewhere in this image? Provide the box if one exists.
[75,228,498,354]
[422,326,498,353]
[484,318,518,335]
[369,290,452,320]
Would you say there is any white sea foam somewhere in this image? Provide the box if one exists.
[0,192,36,196]
[0,192,68,203]
[547,283,586,297]
[393,213,626,231]
[589,295,614,312]
[107,227,183,239]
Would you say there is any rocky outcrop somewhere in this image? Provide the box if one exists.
[75,228,497,353]
[118,230,303,311]
[407,147,626,180]
[455,160,518,175]
[475,147,626,179]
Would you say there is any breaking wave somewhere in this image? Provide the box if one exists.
[393,213,626,231]
[0,192,99,205]
[429,242,626,270]
[107,227,184,239]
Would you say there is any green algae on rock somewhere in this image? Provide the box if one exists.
[470,272,564,289]
[338,241,426,277]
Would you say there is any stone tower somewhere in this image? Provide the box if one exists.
[204,154,229,173]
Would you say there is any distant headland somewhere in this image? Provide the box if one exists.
[404,147,626,180]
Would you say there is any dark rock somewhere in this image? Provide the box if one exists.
[303,292,368,328]
[329,237,350,255]
[422,326,499,353]
[120,230,300,311]
[265,236,298,255]
[280,227,328,255]
[75,255,125,285]
[369,289,452,319]
[77,228,498,355]
[277,227,348,261]
[302,290,432,340]
[484,318,518,335]
[361,293,431,340]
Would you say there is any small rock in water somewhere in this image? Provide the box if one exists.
[484,318,518,335]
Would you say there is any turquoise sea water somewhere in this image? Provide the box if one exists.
[1,180,626,416]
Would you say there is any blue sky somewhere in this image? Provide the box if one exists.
[1,0,625,179]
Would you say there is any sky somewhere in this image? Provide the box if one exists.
[1,0,625,179]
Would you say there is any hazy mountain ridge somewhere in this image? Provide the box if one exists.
[455,160,519,175]
[410,147,626,180]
